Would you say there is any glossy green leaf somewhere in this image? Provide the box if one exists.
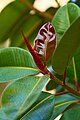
[46,79,58,90]
[0,67,38,82]
[52,3,80,42]
[60,105,80,120]
[52,16,80,75]
[20,92,54,120]
[0,47,36,68]
[1,75,49,119]
[50,94,79,120]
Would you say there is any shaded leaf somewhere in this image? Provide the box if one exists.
[67,47,80,86]
[46,79,58,90]
[52,16,80,75]
[10,14,42,47]
[60,105,80,120]
[1,75,49,119]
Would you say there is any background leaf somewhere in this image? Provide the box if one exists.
[0,1,27,42]
[0,0,54,48]
[10,14,42,47]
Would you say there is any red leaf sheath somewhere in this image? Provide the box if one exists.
[33,22,56,64]
[22,32,47,74]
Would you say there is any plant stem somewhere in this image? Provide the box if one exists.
[53,91,68,96]
[55,0,60,7]
[20,0,53,20]
[49,72,80,97]
[72,57,79,91]
[63,54,70,84]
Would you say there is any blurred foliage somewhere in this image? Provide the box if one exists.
[70,0,80,6]
[0,0,57,48]
[0,0,79,48]
[1,0,80,48]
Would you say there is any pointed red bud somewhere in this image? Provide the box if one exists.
[22,32,47,74]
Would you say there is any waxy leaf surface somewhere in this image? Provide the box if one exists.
[1,75,49,119]
[52,3,80,42]
[0,67,38,82]
[0,47,36,68]
[0,47,38,82]
[21,92,54,120]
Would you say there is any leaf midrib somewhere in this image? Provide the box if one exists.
[20,95,52,119]
[0,66,38,71]
[55,100,78,109]
[17,76,46,114]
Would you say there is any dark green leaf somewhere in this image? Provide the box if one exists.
[67,47,80,86]
[52,3,80,42]
[10,14,42,47]
[46,79,58,90]
[60,105,80,120]
[52,16,80,75]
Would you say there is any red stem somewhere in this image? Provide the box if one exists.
[76,81,80,92]
[53,91,69,96]
[49,72,80,97]
[63,54,70,84]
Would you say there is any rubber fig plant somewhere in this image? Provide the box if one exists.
[0,3,80,120]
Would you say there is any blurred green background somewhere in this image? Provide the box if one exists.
[0,0,79,49]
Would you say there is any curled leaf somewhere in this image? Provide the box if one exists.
[33,22,56,64]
